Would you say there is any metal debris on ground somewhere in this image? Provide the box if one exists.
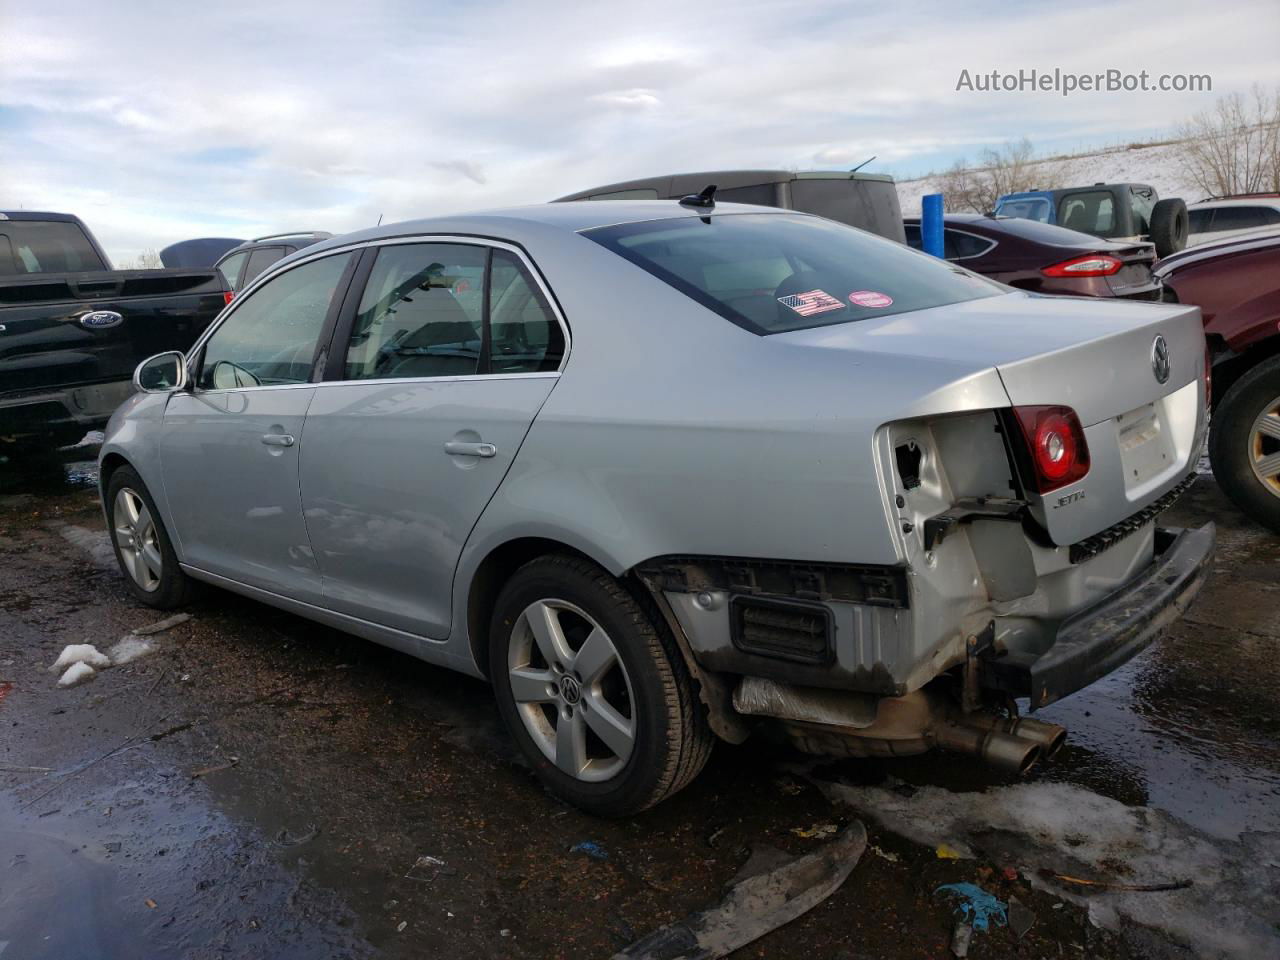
[570,841,609,860]
[1042,870,1194,893]
[934,883,1009,932]
[613,821,867,960]
[190,757,239,778]
[791,823,838,839]
[132,612,192,636]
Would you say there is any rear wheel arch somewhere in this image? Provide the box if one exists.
[466,537,611,679]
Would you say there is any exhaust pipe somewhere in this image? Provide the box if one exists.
[934,721,1043,776]
[959,714,1068,760]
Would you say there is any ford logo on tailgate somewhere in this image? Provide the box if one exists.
[80,310,124,330]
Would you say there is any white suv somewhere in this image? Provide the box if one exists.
[1187,195,1280,246]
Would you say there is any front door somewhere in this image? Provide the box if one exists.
[160,250,355,602]
[299,240,567,638]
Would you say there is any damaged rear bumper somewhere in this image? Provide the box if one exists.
[991,523,1215,710]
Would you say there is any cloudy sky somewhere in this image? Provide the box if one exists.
[3,0,1277,263]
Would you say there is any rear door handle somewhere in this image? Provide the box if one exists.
[444,440,497,458]
[261,433,296,447]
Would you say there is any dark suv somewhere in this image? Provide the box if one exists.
[214,231,332,295]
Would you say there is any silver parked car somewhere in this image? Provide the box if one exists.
[101,199,1214,816]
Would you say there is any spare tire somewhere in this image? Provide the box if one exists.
[1149,198,1189,257]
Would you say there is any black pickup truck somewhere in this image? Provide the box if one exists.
[1,212,229,450]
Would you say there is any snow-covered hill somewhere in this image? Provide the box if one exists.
[895,139,1206,214]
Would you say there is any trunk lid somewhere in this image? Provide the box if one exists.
[778,292,1208,545]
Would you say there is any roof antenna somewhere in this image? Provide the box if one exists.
[376,213,384,226]
[849,155,876,174]
[679,184,718,208]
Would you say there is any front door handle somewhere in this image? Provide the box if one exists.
[444,440,497,458]
[261,433,296,447]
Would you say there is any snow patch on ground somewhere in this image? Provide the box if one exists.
[48,644,110,673]
[56,524,116,570]
[820,778,1280,959]
[57,662,97,687]
[107,637,158,666]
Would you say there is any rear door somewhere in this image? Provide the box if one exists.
[161,250,357,601]
[299,239,567,638]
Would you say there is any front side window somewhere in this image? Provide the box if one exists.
[345,243,485,380]
[585,213,1002,335]
[198,252,352,389]
[216,251,248,290]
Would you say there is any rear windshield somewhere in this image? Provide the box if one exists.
[584,213,1002,334]
[972,216,1107,246]
[0,220,107,276]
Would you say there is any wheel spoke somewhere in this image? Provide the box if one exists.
[116,489,139,525]
[526,602,571,667]
[1254,451,1280,479]
[141,541,163,580]
[1256,413,1280,442]
[554,710,587,776]
[135,502,153,536]
[509,667,556,703]
[572,626,617,685]
[583,695,634,760]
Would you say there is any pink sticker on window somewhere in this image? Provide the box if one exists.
[849,290,893,308]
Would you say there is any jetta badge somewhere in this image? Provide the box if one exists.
[79,310,124,330]
[1151,335,1171,384]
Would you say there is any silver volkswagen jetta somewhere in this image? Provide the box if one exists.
[101,199,1213,816]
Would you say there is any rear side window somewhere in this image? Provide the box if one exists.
[1058,191,1116,236]
[716,184,778,206]
[489,249,564,374]
[345,243,485,380]
[0,220,107,276]
[243,246,286,287]
[1207,206,1280,230]
[1188,209,1214,232]
[901,224,993,260]
[585,213,1002,335]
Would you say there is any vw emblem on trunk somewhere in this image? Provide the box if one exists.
[1151,335,1171,384]
[80,310,123,330]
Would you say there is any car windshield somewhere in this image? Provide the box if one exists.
[584,213,1003,335]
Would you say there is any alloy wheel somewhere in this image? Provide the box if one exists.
[113,487,162,592]
[1249,396,1280,499]
[507,598,636,782]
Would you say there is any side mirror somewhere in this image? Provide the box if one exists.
[133,351,189,393]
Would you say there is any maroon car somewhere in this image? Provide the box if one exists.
[1156,232,1280,531]
[904,214,1163,300]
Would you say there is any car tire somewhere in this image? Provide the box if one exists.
[488,553,713,816]
[1149,198,1189,257]
[105,465,192,608]
[1208,355,1280,533]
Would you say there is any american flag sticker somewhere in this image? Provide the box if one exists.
[776,289,846,317]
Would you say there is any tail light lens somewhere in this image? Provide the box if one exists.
[1041,254,1123,278]
[223,291,235,306]
[1012,405,1090,493]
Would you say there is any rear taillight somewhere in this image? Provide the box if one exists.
[1012,405,1090,493]
[223,291,234,306]
[1041,254,1123,278]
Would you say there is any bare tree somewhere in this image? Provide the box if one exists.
[117,248,163,270]
[1178,85,1280,197]
[935,139,1077,213]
